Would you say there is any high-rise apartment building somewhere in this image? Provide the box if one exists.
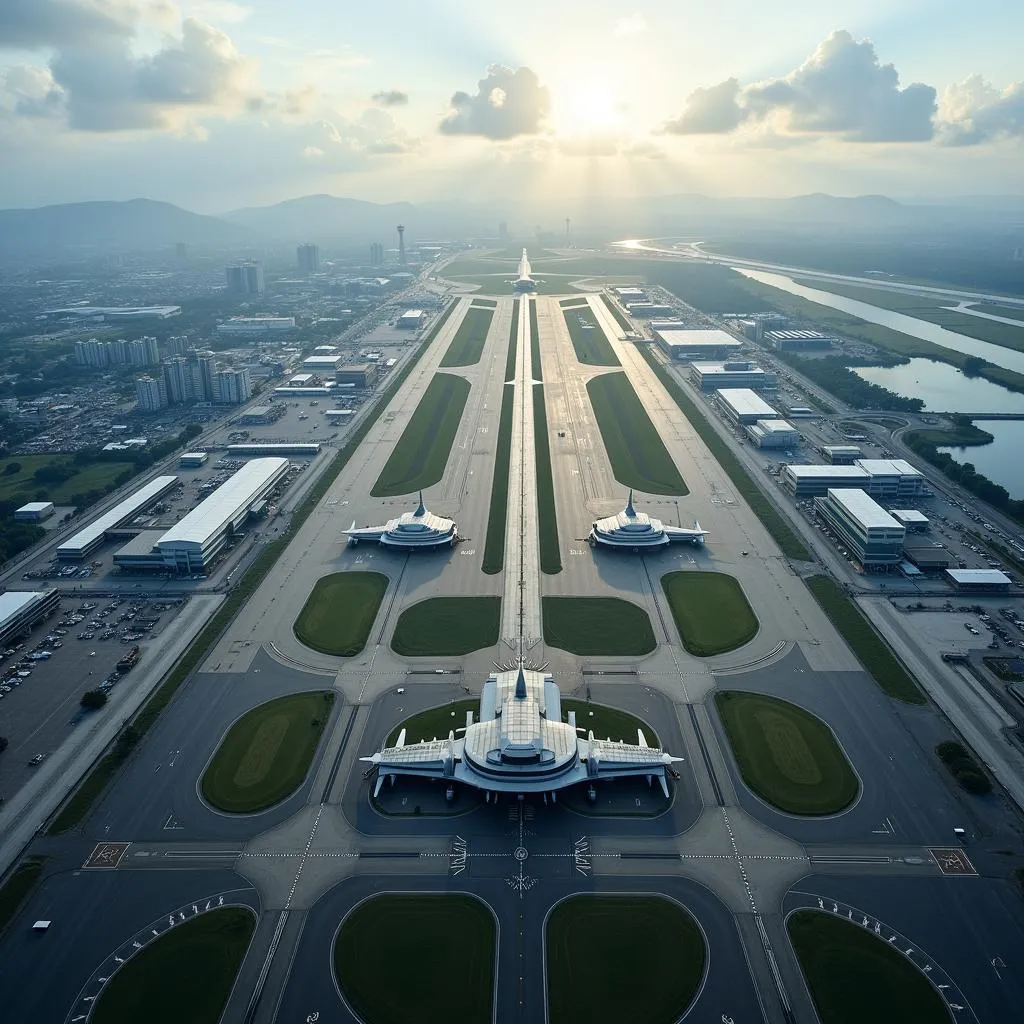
[297,243,320,274]
[216,368,252,405]
[225,261,265,296]
[135,375,168,412]
[163,357,192,405]
[74,338,108,368]
[143,336,161,365]
[369,242,384,266]
[165,335,190,357]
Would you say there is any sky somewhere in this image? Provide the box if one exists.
[1,0,1023,212]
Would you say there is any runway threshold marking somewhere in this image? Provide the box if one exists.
[83,842,131,869]
[929,848,978,876]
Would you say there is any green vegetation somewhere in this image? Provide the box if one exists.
[391,597,500,656]
[0,857,45,939]
[294,571,389,656]
[335,895,494,1024]
[562,699,659,747]
[0,454,137,505]
[200,691,334,813]
[93,908,255,1024]
[806,576,926,704]
[471,298,497,308]
[543,596,656,656]
[529,298,542,380]
[563,308,620,366]
[372,372,471,496]
[388,698,478,746]
[638,346,810,559]
[547,895,705,1024]
[46,302,457,835]
[587,372,687,495]
[904,419,993,448]
[787,910,951,1024]
[936,740,992,795]
[777,352,923,412]
[661,571,758,656]
[483,312,518,575]
[533,384,561,573]
[715,691,859,814]
[559,297,589,308]
[600,293,632,333]
[440,306,495,367]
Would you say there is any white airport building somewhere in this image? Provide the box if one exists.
[302,355,344,372]
[891,509,930,531]
[397,309,426,329]
[821,445,863,464]
[0,590,61,647]
[14,501,55,522]
[589,492,707,550]
[346,494,457,550]
[746,419,799,448]
[813,488,906,570]
[217,316,296,334]
[716,388,779,425]
[655,328,743,361]
[225,443,320,457]
[783,459,925,499]
[362,666,682,800]
[689,362,774,391]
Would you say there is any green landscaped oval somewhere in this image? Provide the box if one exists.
[661,570,757,656]
[391,596,500,656]
[200,691,334,813]
[293,571,388,656]
[715,691,859,815]
[542,596,656,656]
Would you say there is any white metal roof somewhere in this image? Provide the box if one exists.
[824,488,904,530]
[16,501,53,512]
[57,476,178,555]
[691,362,767,375]
[0,591,46,630]
[822,445,862,454]
[945,568,1012,585]
[656,328,741,347]
[786,465,870,478]
[891,509,929,523]
[158,458,287,550]
[855,458,923,478]
[755,418,796,433]
[715,388,778,418]
[302,355,342,366]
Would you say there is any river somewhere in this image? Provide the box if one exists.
[852,360,1024,414]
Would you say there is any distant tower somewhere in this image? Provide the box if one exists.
[397,225,406,266]
[498,220,508,242]
[565,218,571,246]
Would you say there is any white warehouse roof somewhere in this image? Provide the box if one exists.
[891,509,929,524]
[755,419,796,434]
[945,568,1012,585]
[855,458,923,478]
[57,475,178,557]
[655,328,741,348]
[0,591,45,630]
[158,458,288,551]
[825,488,903,530]
[716,388,778,418]
[786,465,870,479]
[16,501,54,514]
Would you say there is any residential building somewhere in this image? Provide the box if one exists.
[135,375,168,412]
[297,243,320,274]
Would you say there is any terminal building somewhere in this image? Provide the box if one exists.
[715,388,779,425]
[745,419,799,449]
[0,590,61,648]
[362,665,682,800]
[345,494,457,550]
[783,459,925,499]
[689,362,774,391]
[57,475,179,561]
[589,492,707,550]
[655,328,743,362]
[813,489,906,570]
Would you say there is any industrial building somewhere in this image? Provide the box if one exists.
[157,458,289,573]
[715,388,779,425]
[655,328,744,361]
[286,374,316,388]
[891,510,930,531]
[627,302,675,318]
[216,317,296,334]
[112,530,170,573]
[14,501,55,522]
[902,539,951,570]
[226,443,320,457]
[179,452,209,468]
[764,329,835,352]
[613,287,647,303]
[746,419,799,448]
[944,568,1013,592]
[57,476,179,561]
[302,355,344,373]
[689,362,774,391]
[325,409,354,421]
[813,489,906,570]
[238,405,285,425]
[853,459,925,499]
[821,445,862,464]
[273,386,338,397]
[397,309,426,329]
[782,458,925,499]
[0,590,61,647]
[337,364,379,389]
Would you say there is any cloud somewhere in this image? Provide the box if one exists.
[440,65,549,139]
[662,78,745,134]
[0,0,137,49]
[372,89,408,107]
[183,1,251,23]
[664,30,936,143]
[939,75,1024,145]
[1,65,66,119]
[614,14,647,36]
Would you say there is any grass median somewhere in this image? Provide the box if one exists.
[543,596,656,656]
[587,372,687,495]
[46,302,457,835]
[534,384,561,573]
[600,293,632,333]
[805,576,926,704]
[335,894,494,1024]
[638,344,810,559]
[547,895,705,1024]
[372,372,470,496]
[562,699,660,747]
[715,691,859,815]
[391,596,500,656]
[482,306,518,574]
[293,571,388,656]
[440,306,494,367]
[787,910,950,1024]
[93,907,255,1024]
[530,297,542,380]
[563,308,620,366]
[661,571,757,656]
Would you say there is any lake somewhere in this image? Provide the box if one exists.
[852,359,1024,414]
[938,419,1024,500]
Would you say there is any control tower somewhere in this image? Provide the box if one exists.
[397,224,406,266]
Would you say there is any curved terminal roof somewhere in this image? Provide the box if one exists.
[590,492,707,549]
[346,493,456,549]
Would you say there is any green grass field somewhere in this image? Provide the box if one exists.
[372,372,470,496]
[562,699,660,747]
[543,596,656,656]
[0,454,136,504]
[391,596,500,656]
[661,571,758,656]
[388,698,478,745]
[806,576,926,704]
[715,691,859,815]
[547,895,705,1024]
[533,384,561,573]
[294,571,388,656]
[788,911,951,1024]
[638,346,811,559]
[93,908,255,1024]
[440,306,495,367]
[0,857,45,939]
[200,691,334,813]
[483,312,518,575]
[563,308,620,366]
[530,297,542,380]
[471,297,497,308]
[335,895,494,1024]
[587,372,687,495]
[600,294,632,333]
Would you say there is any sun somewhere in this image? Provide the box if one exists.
[554,80,619,134]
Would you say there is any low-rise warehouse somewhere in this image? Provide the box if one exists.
[656,328,743,361]
[821,445,862,464]
[627,302,675,318]
[0,589,61,647]
[854,459,925,499]
[764,329,835,351]
[302,355,343,372]
[57,475,179,561]
[179,452,209,468]
[746,419,799,448]
[945,568,1012,592]
[689,362,774,391]
[813,488,906,570]
[14,501,55,522]
[716,388,779,425]
[157,458,289,573]
[239,404,285,425]
[336,363,379,388]
[783,458,925,499]
[397,309,426,329]
[891,509,929,531]
[226,443,320,457]
[902,538,950,569]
